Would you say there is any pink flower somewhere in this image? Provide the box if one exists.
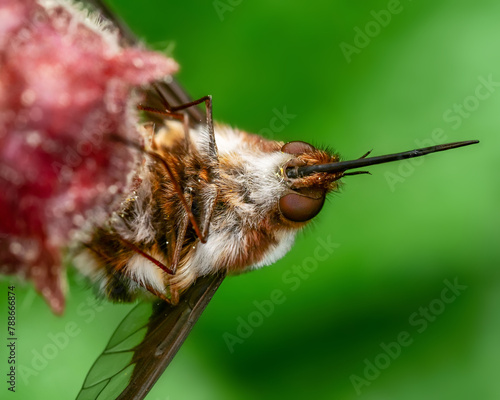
[0,0,178,313]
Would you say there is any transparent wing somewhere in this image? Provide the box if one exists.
[76,272,225,400]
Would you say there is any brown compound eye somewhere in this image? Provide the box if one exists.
[278,190,326,222]
[281,141,315,154]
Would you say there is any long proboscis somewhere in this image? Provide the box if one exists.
[286,140,479,179]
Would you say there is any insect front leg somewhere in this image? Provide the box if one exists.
[200,184,219,238]
[170,191,192,275]
[141,84,218,162]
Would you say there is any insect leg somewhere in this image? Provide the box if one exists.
[342,171,371,177]
[200,185,219,238]
[149,83,218,162]
[170,193,191,275]
[118,236,174,275]
[83,242,171,302]
[358,150,372,159]
[182,111,191,152]
[109,136,207,243]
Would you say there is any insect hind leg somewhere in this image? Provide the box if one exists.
[140,83,218,160]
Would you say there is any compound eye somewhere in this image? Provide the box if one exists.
[278,192,325,222]
[281,141,315,154]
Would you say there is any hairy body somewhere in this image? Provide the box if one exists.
[75,120,341,303]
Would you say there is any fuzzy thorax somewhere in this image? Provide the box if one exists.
[75,122,340,304]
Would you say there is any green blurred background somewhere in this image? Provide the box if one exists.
[1,0,498,399]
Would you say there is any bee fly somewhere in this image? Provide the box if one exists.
[75,98,478,306]
[76,1,479,399]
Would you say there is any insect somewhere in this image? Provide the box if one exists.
[2,0,474,397]
[66,1,481,399]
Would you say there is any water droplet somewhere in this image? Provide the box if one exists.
[26,131,41,147]
[73,214,84,226]
[9,242,22,256]
[133,57,145,68]
[21,89,36,106]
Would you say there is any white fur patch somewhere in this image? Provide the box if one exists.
[125,253,167,293]
[211,125,247,155]
[184,124,297,275]
[250,230,297,269]
[188,228,297,275]
[241,151,291,210]
[189,230,238,275]
[73,249,109,297]
[73,249,100,277]
[195,125,292,211]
